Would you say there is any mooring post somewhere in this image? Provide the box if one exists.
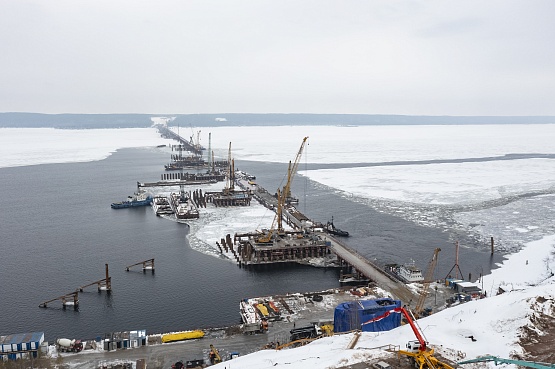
[105,263,112,291]
[490,237,494,255]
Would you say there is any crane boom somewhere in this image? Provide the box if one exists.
[280,136,308,229]
[256,137,308,243]
[398,307,427,351]
[415,248,441,317]
[224,142,235,193]
[284,136,309,201]
[398,306,455,369]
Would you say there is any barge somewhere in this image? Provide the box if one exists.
[170,191,199,219]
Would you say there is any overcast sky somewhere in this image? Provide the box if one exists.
[1,0,554,115]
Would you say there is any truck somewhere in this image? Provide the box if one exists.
[289,323,322,341]
[56,338,83,353]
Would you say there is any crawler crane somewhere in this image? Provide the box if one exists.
[256,137,308,243]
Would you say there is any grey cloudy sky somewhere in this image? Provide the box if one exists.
[1,0,554,115]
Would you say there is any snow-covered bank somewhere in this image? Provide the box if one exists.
[211,235,555,369]
[0,127,169,168]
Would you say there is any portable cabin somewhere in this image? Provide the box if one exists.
[454,281,482,297]
[0,332,44,360]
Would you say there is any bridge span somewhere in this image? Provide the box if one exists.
[236,179,419,305]
[322,233,417,305]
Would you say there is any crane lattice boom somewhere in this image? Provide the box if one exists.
[415,248,441,317]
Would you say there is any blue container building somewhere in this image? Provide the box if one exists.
[0,332,44,361]
[334,298,402,333]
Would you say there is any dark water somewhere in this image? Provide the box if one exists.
[0,148,502,341]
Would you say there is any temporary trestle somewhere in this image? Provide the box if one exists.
[125,258,155,273]
[39,291,79,309]
[78,263,112,292]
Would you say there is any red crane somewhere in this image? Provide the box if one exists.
[397,307,454,369]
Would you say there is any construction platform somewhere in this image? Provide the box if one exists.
[231,231,331,266]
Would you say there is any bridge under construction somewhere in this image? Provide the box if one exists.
[221,179,417,305]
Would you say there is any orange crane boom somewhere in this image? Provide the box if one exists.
[414,248,441,317]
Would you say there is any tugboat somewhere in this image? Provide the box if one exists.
[324,217,349,237]
[111,191,153,209]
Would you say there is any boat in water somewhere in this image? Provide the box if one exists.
[152,195,174,216]
[170,191,200,219]
[324,217,349,237]
[111,191,153,209]
[394,260,424,283]
[339,273,370,285]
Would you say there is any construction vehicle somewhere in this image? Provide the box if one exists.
[289,322,323,341]
[209,344,222,365]
[458,356,555,369]
[256,137,309,243]
[414,248,441,318]
[397,307,454,369]
[56,338,83,353]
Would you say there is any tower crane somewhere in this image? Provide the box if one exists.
[256,137,308,243]
[414,248,441,318]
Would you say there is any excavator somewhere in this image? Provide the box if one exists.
[414,248,441,318]
[397,306,454,369]
[209,343,222,365]
[256,137,309,243]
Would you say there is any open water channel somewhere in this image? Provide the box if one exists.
[0,147,501,341]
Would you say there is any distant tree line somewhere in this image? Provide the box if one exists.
[1,112,553,129]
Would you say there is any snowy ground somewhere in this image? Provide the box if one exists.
[210,235,555,369]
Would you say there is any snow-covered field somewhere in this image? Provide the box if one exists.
[2,123,555,367]
[0,127,168,168]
